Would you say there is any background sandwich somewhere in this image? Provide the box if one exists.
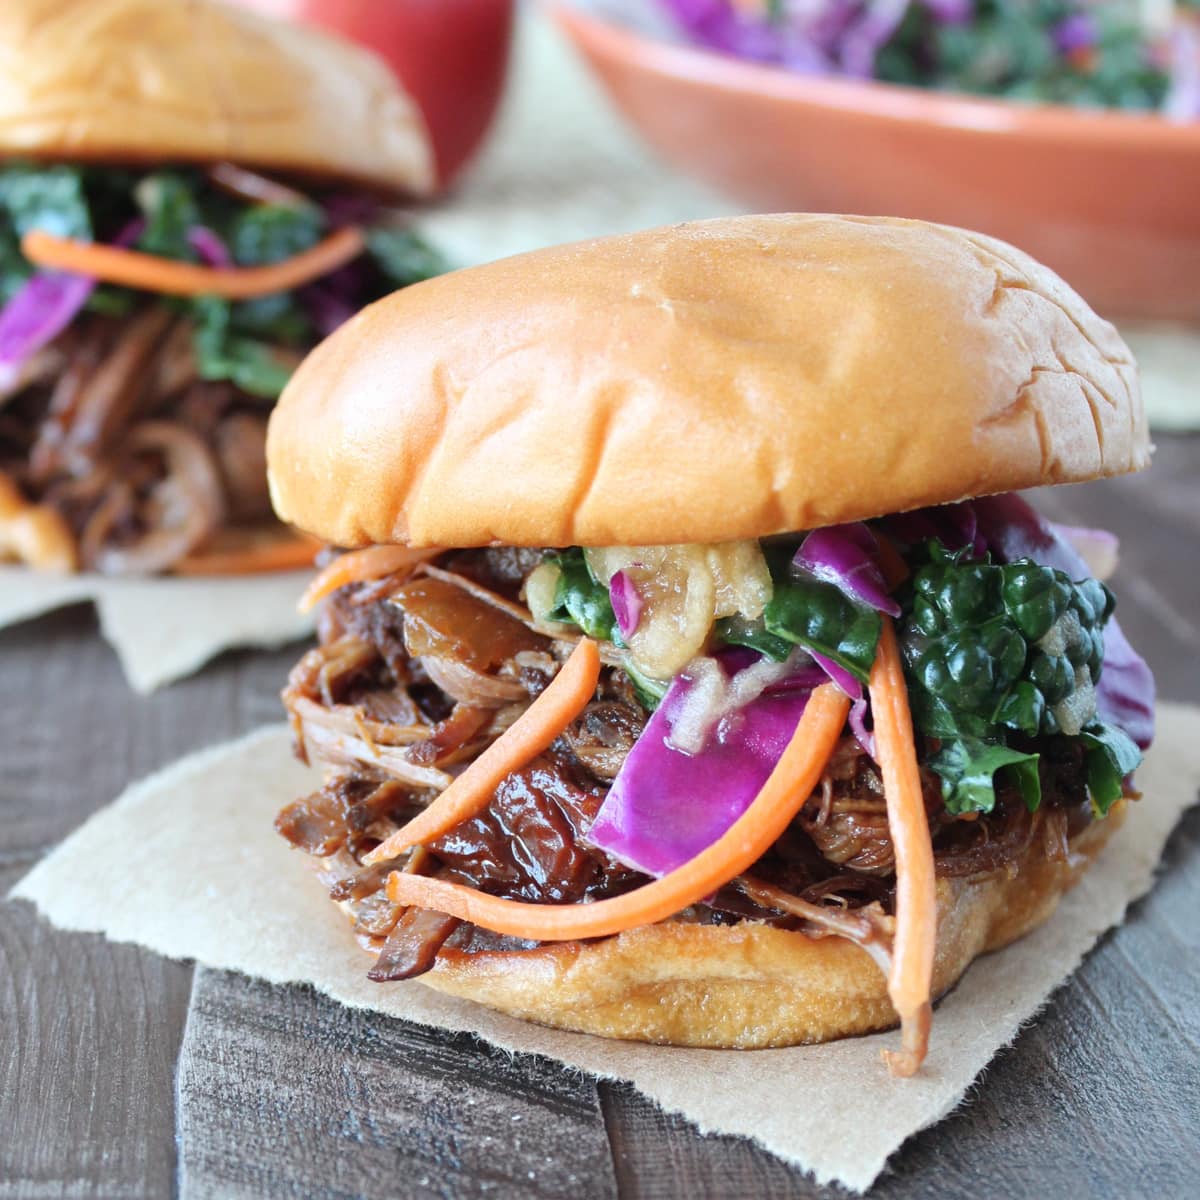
[266,214,1155,1074]
[0,0,441,576]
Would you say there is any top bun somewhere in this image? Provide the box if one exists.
[267,215,1147,549]
[0,0,434,195]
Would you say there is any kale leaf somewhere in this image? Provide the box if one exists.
[927,738,1042,816]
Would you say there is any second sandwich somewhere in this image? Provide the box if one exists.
[0,0,441,576]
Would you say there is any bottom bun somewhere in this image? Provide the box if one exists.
[406,802,1125,1048]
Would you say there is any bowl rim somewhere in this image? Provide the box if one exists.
[552,2,1200,149]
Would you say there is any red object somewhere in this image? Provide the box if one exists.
[232,1,514,187]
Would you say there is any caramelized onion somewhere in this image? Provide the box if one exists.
[84,420,224,574]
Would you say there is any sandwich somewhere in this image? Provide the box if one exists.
[266,214,1155,1074]
[0,0,440,575]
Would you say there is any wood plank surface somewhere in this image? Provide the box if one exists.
[0,609,297,1198]
[1,437,1197,1199]
[177,969,617,1200]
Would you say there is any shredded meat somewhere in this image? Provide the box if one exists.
[278,551,1101,983]
[560,701,646,782]
[0,305,286,573]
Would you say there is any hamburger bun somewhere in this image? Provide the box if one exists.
[390,801,1125,1048]
[267,214,1147,550]
[0,0,434,195]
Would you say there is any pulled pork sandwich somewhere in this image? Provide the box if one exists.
[0,0,442,576]
[266,215,1155,1074]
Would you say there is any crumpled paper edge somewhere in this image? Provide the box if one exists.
[0,566,313,692]
[10,702,1199,1191]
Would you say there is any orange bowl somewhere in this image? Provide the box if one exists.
[552,3,1200,323]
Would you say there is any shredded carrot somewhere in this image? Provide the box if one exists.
[869,617,936,1077]
[20,226,366,300]
[174,531,323,576]
[364,638,603,866]
[385,684,850,940]
[875,533,910,591]
[298,545,443,612]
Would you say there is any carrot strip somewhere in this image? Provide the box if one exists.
[875,533,910,591]
[364,638,603,866]
[298,545,442,612]
[174,531,323,576]
[20,227,366,299]
[869,617,936,1077]
[385,684,850,940]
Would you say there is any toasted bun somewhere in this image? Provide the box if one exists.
[405,802,1125,1048]
[0,0,434,194]
[267,215,1147,549]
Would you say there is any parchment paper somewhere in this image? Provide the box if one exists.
[0,565,313,693]
[11,701,1199,1191]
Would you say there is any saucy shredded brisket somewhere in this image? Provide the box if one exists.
[278,549,1098,982]
[0,306,293,572]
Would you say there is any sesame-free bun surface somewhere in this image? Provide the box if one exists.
[0,0,434,194]
[405,801,1124,1048]
[268,214,1147,549]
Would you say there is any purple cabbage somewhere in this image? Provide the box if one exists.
[609,569,643,639]
[658,1,973,78]
[0,218,144,391]
[0,271,96,391]
[1054,13,1097,54]
[883,500,985,558]
[588,653,819,876]
[1092,618,1156,753]
[849,695,876,758]
[300,283,358,337]
[810,648,862,700]
[840,0,909,79]
[920,0,970,21]
[187,225,232,267]
[322,192,381,229]
[300,258,372,338]
[793,521,901,617]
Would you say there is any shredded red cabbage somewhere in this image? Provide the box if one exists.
[588,652,819,876]
[839,0,909,79]
[849,695,876,758]
[300,259,371,338]
[187,225,232,268]
[657,0,969,77]
[657,1,1189,114]
[1054,12,1097,54]
[609,569,643,639]
[322,193,381,228]
[793,521,901,617]
[0,218,144,391]
[882,500,985,558]
[810,648,863,700]
[0,271,95,390]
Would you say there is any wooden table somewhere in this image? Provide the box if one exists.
[3,437,1198,1199]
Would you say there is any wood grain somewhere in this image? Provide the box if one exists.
[177,968,618,1200]
[0,865,193,1199]
[1,436,1197,1199]
[0,607,299,1198]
